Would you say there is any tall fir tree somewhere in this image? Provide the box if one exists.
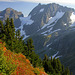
[26,38,34,57]
[10,18,15,39]
[0,20,4,39]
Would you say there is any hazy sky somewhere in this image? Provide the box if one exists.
[0,0,75,16]
[0,0,75,4]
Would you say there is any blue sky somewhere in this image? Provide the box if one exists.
[0,0,75,17]
[0,1,38,17]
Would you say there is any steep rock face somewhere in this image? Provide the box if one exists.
[0,8,24,27]
[29,3,73,24]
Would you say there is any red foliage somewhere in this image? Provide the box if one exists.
[3,47,6,51]
[26,59,30,63]
[0,42,2,44]
[0,42,47,75]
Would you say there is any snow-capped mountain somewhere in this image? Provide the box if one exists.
[1,3,75,74]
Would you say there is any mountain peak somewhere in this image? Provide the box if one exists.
[0,8,24,28]
[38,3,41,6]
[28,3,74,29]
[5,8,13,10]
[0,8,24,20]
[5,8,23,14]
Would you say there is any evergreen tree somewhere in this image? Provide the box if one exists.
[43,54,49,73]
[17,30,21,39]
[0,20,4,39]
[56,58,62,73]
[5,18,10,34]
[26,38,34,57]
[4,18,12,42]
[63,67,70,75]
[0,20,4,33]
[10,18,15,39]
[30,51,42,67]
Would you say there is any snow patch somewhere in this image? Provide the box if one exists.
[52,51,59,58]
[49,17,52,20]
[47,27,53,32]
[48,29,61,35]
[19,15,34,39]
[34,13,36,15]
[15,28,18,31]
[41,27,53,35]
[47,25,54,28]
[70,12,75,23]
[43,29,61,36]
[37,29,40,32]
[20,15,34,25]
[51,29,61,33]
[49,51,62,59]
[49,51,59,59]
[41,31,48,34]
[70,12,75,27]
[23,35,30,40]
[15,15,33,40]
[41,28,61,36]
[39,8,44,13]
[41,11,65,29]
[55,55,62,59]
[64,23,67,26]
[46,43,52,47]
[44,34,47,36]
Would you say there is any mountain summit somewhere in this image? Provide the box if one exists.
[16,3,74,36]
[0,8,24,27]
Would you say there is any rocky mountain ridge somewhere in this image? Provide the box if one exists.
[0,8,24,28]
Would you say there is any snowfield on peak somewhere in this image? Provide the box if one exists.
[40,11,64,36]
[41,11,65,29]
[15,15,34,40]
[64,23,67,26]
[70,12,75,27]
[20,15,34,25]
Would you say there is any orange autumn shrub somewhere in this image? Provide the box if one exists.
[3,47,6,51]
[34,68,47,75]
[0,41,47,75]
[26,59,30,63]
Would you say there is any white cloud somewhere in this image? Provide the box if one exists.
[0,0,75,5]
